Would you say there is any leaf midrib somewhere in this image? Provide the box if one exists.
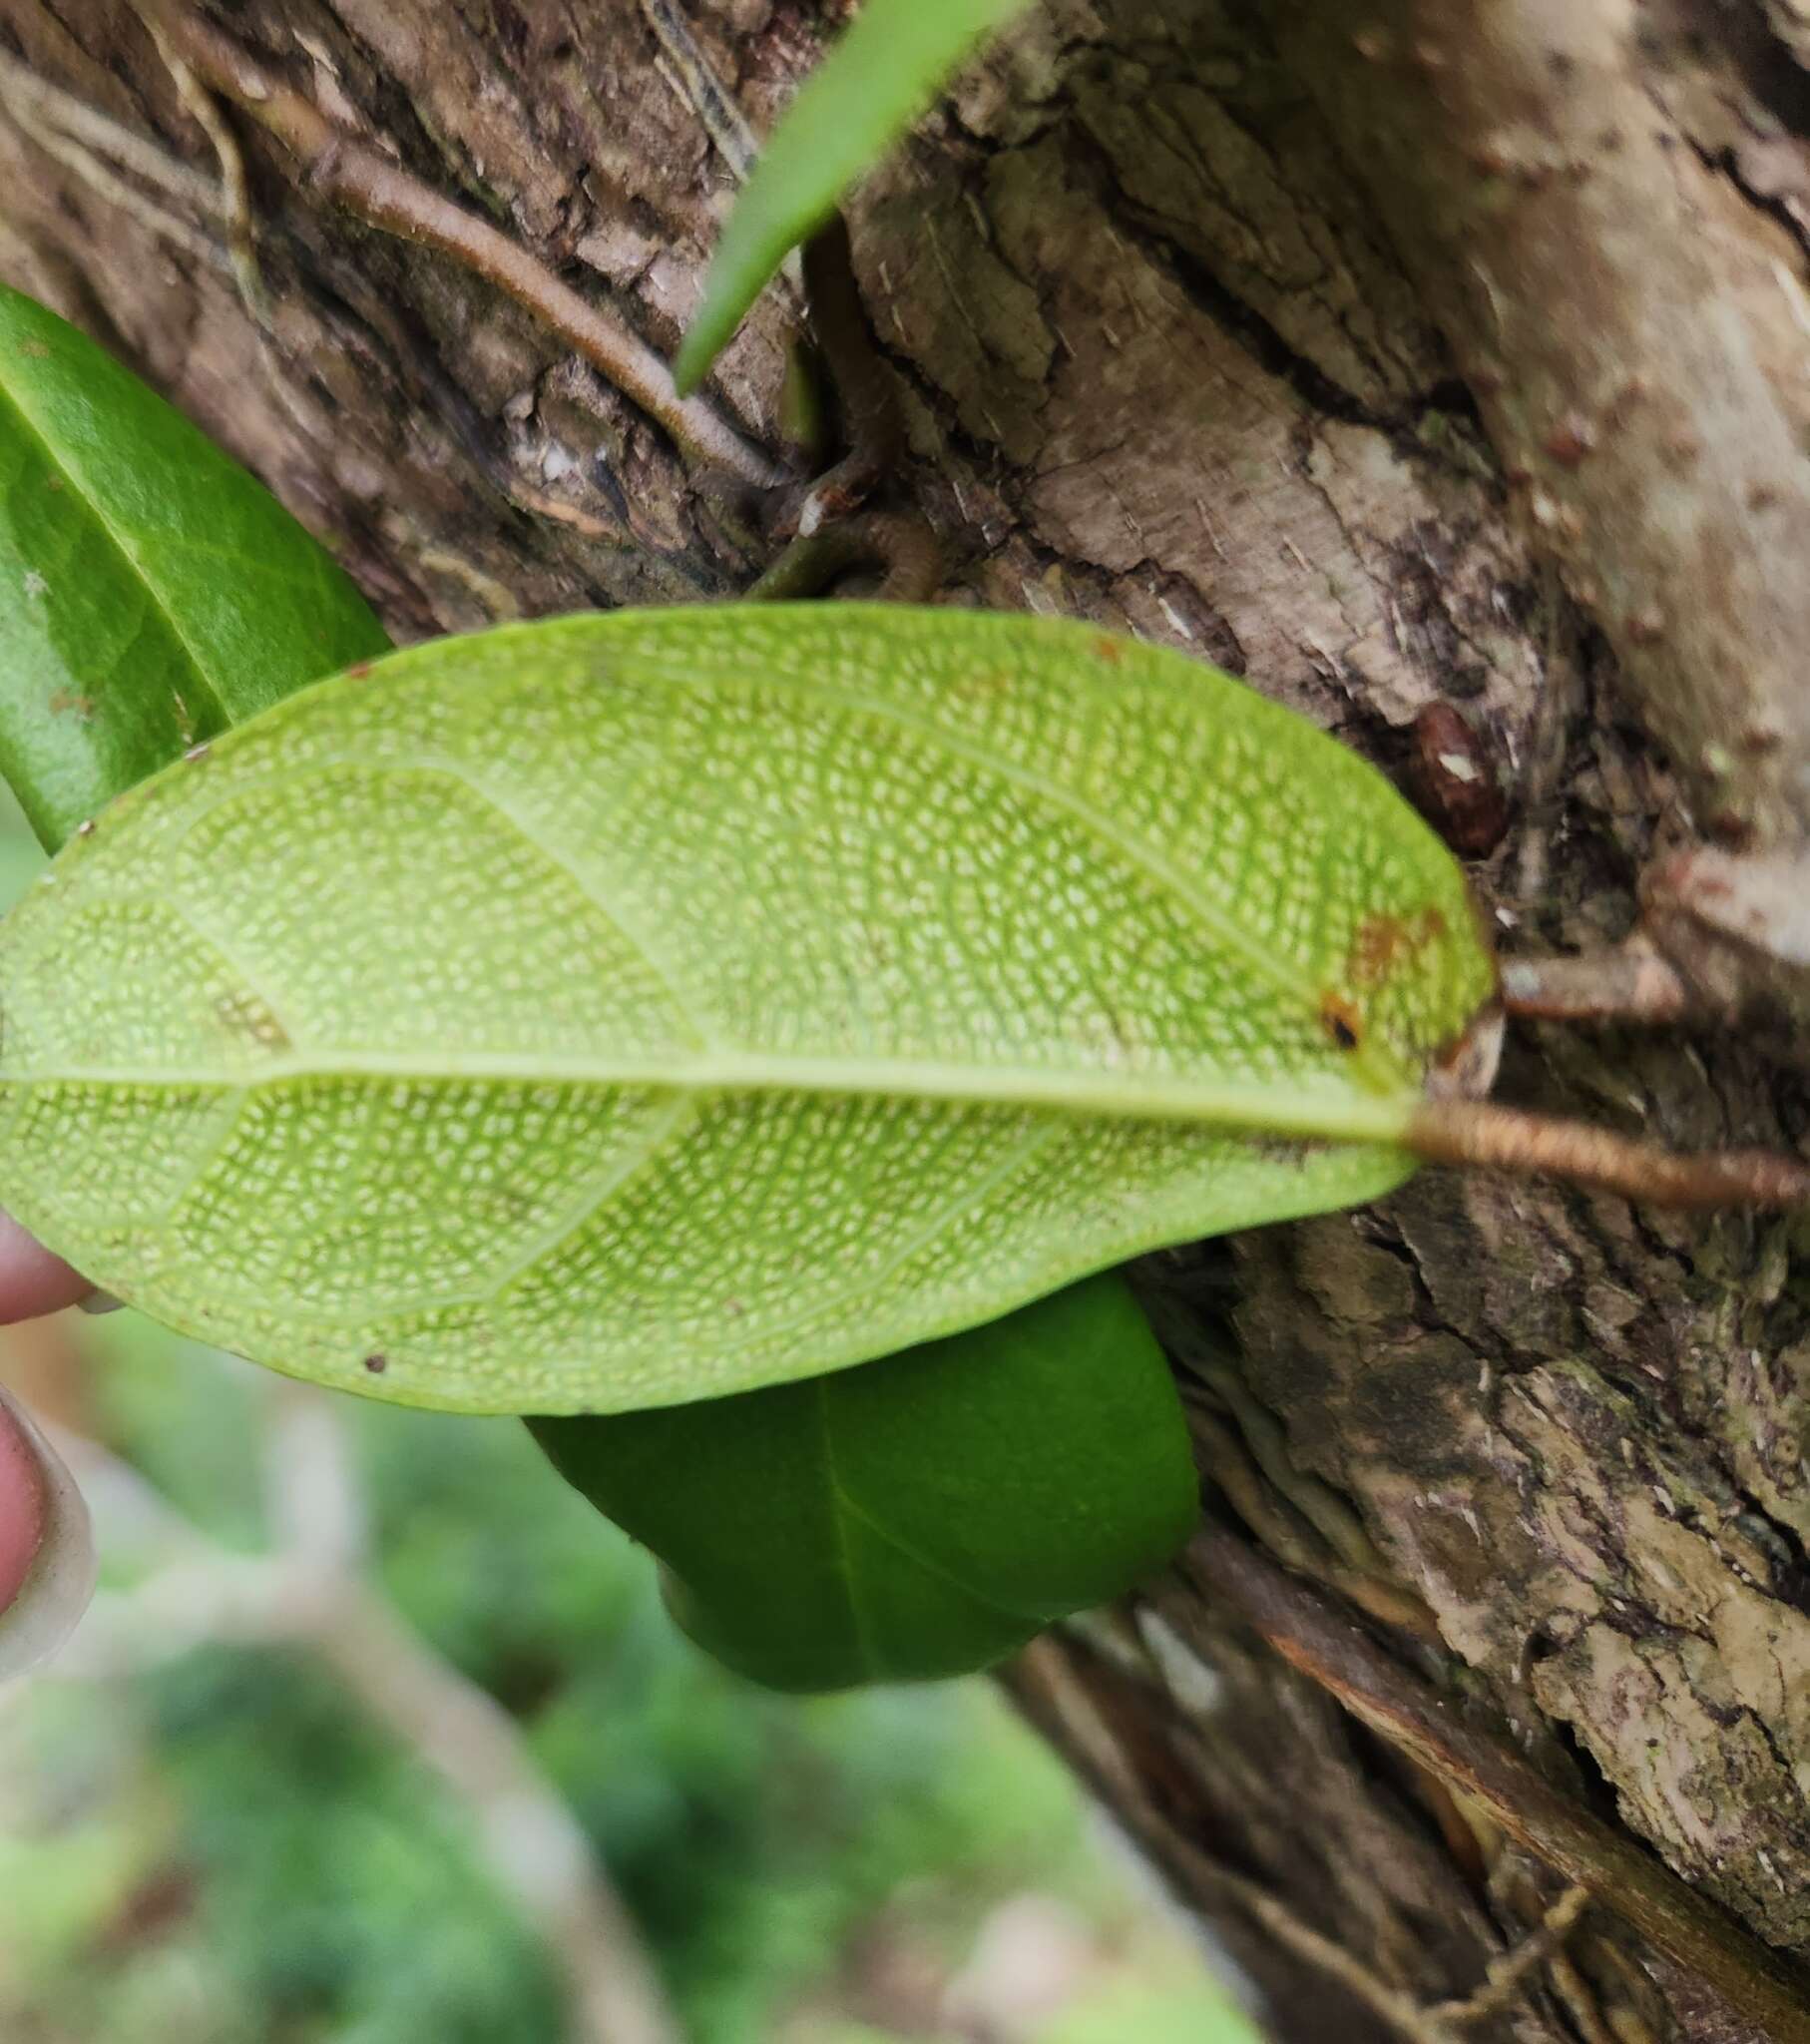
[815,1377,881,1681]
[0,1048,1416,1145]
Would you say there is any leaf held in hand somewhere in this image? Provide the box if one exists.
[0,602,1495,1414]
[674,0,1034,393]
[0,283,389,851]
[533,1272,1196,1690]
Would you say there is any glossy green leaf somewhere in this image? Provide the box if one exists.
[0,603,1494,1415]
[0,282,389,851]
[532,1273,1195,1689]
[673,0,1033,393]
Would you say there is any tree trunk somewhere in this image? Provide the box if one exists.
[5,0,1810,2037]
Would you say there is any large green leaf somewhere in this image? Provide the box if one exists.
[533,1273,1196,1689]
[0,283,389,851]
[0,286,1208,1689]
[673,0,1034,393]
[0,603,1494,1415]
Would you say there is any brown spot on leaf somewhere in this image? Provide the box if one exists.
[1320,993,1363,1050]
[1093,636,1124,666]
[1348,906,1450,988]
[47,689,96,722]
[363,1353,389,1374]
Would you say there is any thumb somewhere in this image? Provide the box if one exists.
[0,1386,95,1679]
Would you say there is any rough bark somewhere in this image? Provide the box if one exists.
[4,0,1810,2038]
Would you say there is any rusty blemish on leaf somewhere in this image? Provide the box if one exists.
[47,688,96,721]
[1348,905,1449,988]
[1319,991,1363,1049]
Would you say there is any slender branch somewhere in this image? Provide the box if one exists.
[1177,1531,1810,2044]
[41,1413,684,2044]
[130,0,785,490]
[1430,1883,1589,2027]
[736,216,941,602]
[1406,1099,1810,1210]
[1164,1837,1461,2044]
[1179,1380,1443,1640]
[795,216,905,516]
[744,510,941,603]
[1003,1635,1458,2043]
[311,1586,682,2044]
[635,0,760,183]
[0,55,226,270]
[1499,942,1688,1026]
[630,0,807,332]
[0,49,221,210]
[1543,1949,1618,2044]
[148,28,269,322]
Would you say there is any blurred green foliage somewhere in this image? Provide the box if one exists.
[1,1328,1257,2040]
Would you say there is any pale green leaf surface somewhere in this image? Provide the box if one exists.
[0,283,389,851]
[532,1274,1196,1689]
[0,603,1494,1414]
[673,0,1033,392]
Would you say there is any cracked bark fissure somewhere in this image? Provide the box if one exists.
[3,0,1810,2038]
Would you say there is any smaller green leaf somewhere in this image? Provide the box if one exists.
[532,1273,1196,1691]
[0,284,389,851]
[673,0,1034,393]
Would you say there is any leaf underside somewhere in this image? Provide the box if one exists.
[0,284,390,852]
[0,604,1494,1414]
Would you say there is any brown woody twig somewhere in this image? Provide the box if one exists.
[1181,1530,1810,2044]
[131,0,785,490]
[1406,1098,1810,1211]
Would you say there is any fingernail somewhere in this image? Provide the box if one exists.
[0,1387,96,1680]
